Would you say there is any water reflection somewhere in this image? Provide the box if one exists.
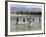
[10,15,41,32]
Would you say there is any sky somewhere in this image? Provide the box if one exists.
[10,4,42,12]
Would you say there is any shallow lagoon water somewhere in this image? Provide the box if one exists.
[10,15,42,32]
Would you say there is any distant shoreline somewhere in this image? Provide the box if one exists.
[11,11,42,15]
[10,14,42,16]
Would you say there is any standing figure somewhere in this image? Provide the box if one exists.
[16,17,18,24]
[27,18,31,30]
[33,17,34,22]
[16,17,18,31]
[23,18,25,22]
[30,17,31,19]
[39,17,40,23]
[27,18,29,21]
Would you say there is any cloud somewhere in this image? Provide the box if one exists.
[10,4,42,12]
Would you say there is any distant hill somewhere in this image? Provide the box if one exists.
[11,11,42,15]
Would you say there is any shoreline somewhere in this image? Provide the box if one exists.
[10,14,42,16]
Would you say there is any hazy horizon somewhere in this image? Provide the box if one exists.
[10,4,42,12]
